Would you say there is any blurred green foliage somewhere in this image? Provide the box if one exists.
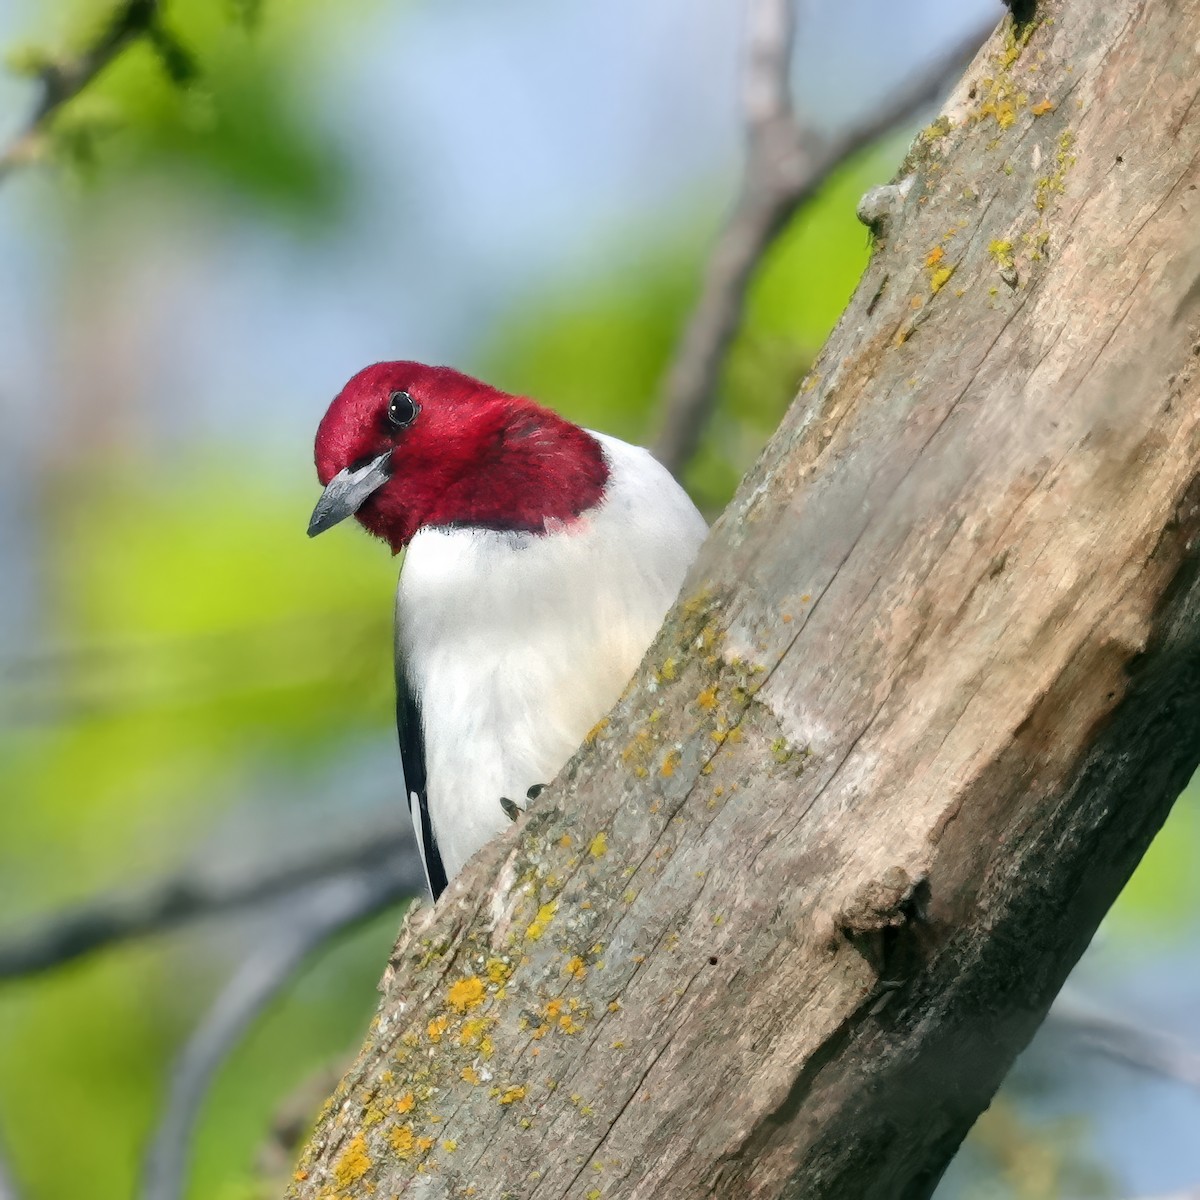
[10,0,379,221]
[0,5,1197,1200]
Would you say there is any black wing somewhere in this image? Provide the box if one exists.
[396,658,448,900]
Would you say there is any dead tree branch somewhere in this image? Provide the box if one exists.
[650,2,998,475]
[290,1,1200,1195]
[0,0,163,184]
[0,816,424,979]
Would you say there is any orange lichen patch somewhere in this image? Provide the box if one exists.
[486,957,511,985]
[696,685,719,710]
[930,265,956,294]
[447,976,486,1013]
[427,1015,450,1043]
[559,1014,585,1034]
[557,833,573,849]
[334,1133,371,1188]
[293,1169,308,1182]
[588,832,608,859]
[1030,98,1055,115]
[526,899,558,941]
[461,1065,481,1085]
[909,295,923,310]
[498,1085,527,1105]
[925,245,944,267]
[544,998,564,1020]
[391,1126,416,1158]
[565,955,587,980]
[396,1091,415,1114]
[659,748,681,778]
[416,1136,435,1153]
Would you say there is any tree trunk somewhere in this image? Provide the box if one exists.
[291,2,1200,1196]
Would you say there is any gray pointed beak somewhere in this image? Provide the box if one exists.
[307,450,393,537]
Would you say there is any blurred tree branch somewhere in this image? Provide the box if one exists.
[0,1133,20,1200]
[0,0,163,184]
[651,0,1000,475]
[0,816,424,979]
[141,867,407,1200]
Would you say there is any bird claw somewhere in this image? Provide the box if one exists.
[500,784,547,823]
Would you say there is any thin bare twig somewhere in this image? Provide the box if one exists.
[0,816,425,980]
[651,3,998,475]
[140,866,408,1200]
[1047,987,1200,1090]
[0,1130,21,1200]
[0,0,163,185]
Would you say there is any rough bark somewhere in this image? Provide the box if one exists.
[291,3,1200,1197]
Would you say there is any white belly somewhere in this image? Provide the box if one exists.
[394,434,707,883]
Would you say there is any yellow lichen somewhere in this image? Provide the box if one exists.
[461,1066,480,1085]
[499,1085,527,1105]
[427,1015,449,1043]
[988,239,1015,269]
[447,976,486,1013]
[1030,97,1054,115]
[930,265,956,294]
[696,685,719,710]
[442,1139,458,1153]
[588,832,608,859]
[525,899,558,941]
[660,748,681,778]
[486,957,511,984]
[459,1016,491,1046]
[565,955,587,980]
[334,1134,371,1188]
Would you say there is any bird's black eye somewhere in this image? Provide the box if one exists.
[386,390,419,429]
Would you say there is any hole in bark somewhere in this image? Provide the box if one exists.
[708,956,719,966]
[1116,154,1125,164]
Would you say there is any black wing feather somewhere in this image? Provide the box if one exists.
[395,659,448,900]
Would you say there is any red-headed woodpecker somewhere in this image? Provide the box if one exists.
[308,363,707,899]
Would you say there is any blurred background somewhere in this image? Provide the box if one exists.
[0,1,1197,1198]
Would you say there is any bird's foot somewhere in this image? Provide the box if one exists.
[500,784,548,823]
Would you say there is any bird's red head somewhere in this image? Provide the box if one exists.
[310,362,610,552]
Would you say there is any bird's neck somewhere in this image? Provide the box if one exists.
[370,413,611,552]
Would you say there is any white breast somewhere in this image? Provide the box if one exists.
[394,433,707,883]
